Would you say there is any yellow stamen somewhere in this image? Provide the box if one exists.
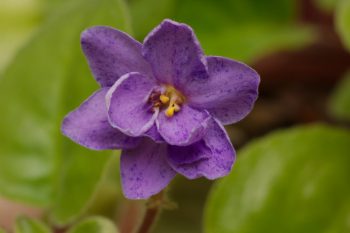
[149,85,185,117]
[159,94,170,104]
[165,105,175,117]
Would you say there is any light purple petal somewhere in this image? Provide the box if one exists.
[81,26,153,87]
[142,19,208,93]
[62,88,140,150]
[188,56,260,125]
[121,138,176,199]
[156,105,211,146]
[144,124,165,143]
[166,118,235,179]
[107,72,158,137]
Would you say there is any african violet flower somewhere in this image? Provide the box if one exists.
[62,19,259,199]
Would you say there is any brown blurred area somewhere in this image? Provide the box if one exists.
[0,198,43,231]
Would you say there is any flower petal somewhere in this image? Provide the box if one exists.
[156,105,211,146]
[142,19,208,93]
[62,88,140,150]
[107,72,158,137]
[167,140,211,166]
[120,139,176,199]
[188,56,260,125]
[144,124,165,143]
[81,26,152,87]
[166,118,235,179]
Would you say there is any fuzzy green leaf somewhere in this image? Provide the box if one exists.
[176,0,313,62]
[205,125,350,233]
[336,0,350,52]
[0,0,130,225]
[316,0,338,11]
[14,217,51,233]
[67,217,118,233]
[329,71,350,121]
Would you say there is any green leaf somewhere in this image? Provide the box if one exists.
[336,0,350,52]
[0,0,41,70]
[316,0,339,11]
[0,0,129,223]
[129,0,175,39]
[193,23,312,63]
[51,153,121,225]
[205,125,350,233]
[176,0,314,62]
[0,227,7,233]
[14,217,51,233]
[84,154,122,218]
[329,71,350,121]
[67,217,118,233]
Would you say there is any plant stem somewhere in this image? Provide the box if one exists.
[136,190,165,233]
[118,201,142,233]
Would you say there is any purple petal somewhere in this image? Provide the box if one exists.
[81,26,153,87]
[107,72,158,137]
[144,124,165,143]
[188,56,260,125]
[120,138,176,199]
[62,88,140,150]
[167,140,211,165]
[142,19,208,93]
[166,118,235,179]
[156,105,211,146]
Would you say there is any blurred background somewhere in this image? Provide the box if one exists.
[0,0,350,232]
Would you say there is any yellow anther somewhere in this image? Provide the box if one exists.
[159,94,170,104]
[149,85,186,117]
[165,105,175,117]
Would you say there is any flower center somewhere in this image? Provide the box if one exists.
[149,85,185,117]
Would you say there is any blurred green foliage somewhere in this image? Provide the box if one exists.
[0,0,41,71]
[316,0,339,11]
[333,0,350,122]
[329,72,350,121]
[0,0,129,226]
[14,217,51,233]
[12,216,118,233]
[336,0,350,52]
[67,217,119,233]
[205,125,350,233]
[153,177,212,233]
[129,0,314,62]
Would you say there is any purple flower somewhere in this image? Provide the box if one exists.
[62,19,259,199]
